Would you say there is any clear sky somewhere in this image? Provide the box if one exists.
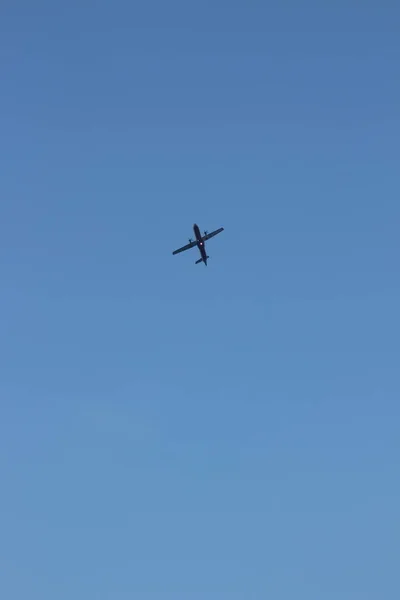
[1,2,399,598]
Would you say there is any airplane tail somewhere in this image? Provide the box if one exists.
[195,256,209,265]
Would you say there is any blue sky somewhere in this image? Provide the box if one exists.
[1,1,399,598]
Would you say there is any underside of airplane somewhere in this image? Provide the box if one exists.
[172,223,224,266]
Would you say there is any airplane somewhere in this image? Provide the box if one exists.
[172,223,224,266]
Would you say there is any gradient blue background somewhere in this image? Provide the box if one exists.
[1,2,399,598]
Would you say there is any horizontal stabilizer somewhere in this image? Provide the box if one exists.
[195,256,209,264]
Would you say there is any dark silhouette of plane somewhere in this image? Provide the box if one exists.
[172,223,224,266]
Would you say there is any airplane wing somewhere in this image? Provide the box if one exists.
[172,240,197,255]
[202,227,224,242]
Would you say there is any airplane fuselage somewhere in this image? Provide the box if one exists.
[193,223,208,265]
